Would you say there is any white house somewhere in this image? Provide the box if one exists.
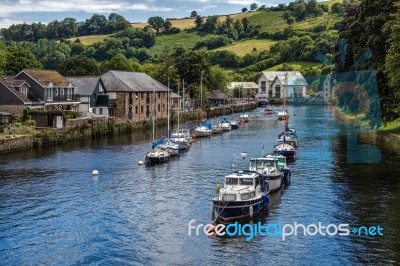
[257,71,308,99]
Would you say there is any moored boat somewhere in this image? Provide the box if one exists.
[230,120,239,130]
[145,148,170,165]
[194,124,212,137]
[277,109,289,120]
[211,124,223,134]
[273,143,296,159]
[248,156,283,192]
[276,131,298,147]
[264,153,291,186]
[239,113,249,122]
[264,106,275,115]
[220,118,232,131]
[212,170,269,223]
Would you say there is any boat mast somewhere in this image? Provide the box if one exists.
[152,87,155,144]
[284,71,288,111]
[167,77,170,137]
[177,79,180,131]
[200,71,203,120]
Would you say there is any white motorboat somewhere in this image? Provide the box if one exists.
[277,109,289,120]
[273,143,296,159]
[194,125,212,137]
[239,113,249,122]
[157,138,180,156]
[220,121,231,131]
[248,156,283,192]
[212,170,270,223]
[211,124,223,134]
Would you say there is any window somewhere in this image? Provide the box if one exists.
[129,107,132,114]
[240,193,250,200]
[99,84,103,92]
[158,104,160,112]
[239,178,253,186]
[222,194,236,201]
[19,86,28,97]
[99,108,103,115]
[93,108,96,114]
[141,93,144,99]
[225,178,238,185]
[261,81,266,94]
[135,106,138,114]
[250,192,255,198]
[46,88,53,101]
[129,92,132,99]
[141,106,144,113]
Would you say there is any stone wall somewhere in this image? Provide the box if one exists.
[0,135,33,154]
[0,105,25,116]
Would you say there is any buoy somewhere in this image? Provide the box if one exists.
[92,170,99,176]
[249,205,253,217]
[138,160,144,165]
[205,224,217,238]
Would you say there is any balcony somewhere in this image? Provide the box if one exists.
[50,94,79,102]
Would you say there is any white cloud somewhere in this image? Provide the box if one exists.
[0,0,174,17]
[0,17,45,28]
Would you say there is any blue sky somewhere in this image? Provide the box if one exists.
[0,0,297,28]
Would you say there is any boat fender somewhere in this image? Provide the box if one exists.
[215,184,220,193]
[256,203,260,211]
[249,205,253,217]
[262,195,269,204]
[205,224,217,238]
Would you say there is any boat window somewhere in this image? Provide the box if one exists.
[225,178,238,185]
[239,178,253,186]
[255,177,259,187]
[250,192,255,198]
[222,194,236,201]
[240,193,250,200]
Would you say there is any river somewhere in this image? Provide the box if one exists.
[1,105,399,265]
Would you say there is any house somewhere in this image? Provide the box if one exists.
[15,69,80,111]
[0,75,44,115]
[207,90,229,107]
[227,82,258,97]
[0,112,13,125]
[66,77,101,115]
[97,71,170,122]
[257,71,308,99]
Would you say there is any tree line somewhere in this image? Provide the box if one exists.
[0,13,131,42]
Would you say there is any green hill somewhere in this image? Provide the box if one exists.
[267,62,322,71]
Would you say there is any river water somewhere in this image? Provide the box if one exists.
[1,106,399,265]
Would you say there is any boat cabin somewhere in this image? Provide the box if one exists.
[219,171,268,201]
[248,158,280,176]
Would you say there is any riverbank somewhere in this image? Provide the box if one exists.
[332,106,400,155]
[0,103,257,154]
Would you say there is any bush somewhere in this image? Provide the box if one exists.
[0,126,4,133]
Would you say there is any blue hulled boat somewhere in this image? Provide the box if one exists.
[212,171,269,223]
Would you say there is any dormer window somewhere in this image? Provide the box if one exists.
[19,85,28,97]
[99,84,103,93]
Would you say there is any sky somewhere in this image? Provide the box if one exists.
[0,0,297,28]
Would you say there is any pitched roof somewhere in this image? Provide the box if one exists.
[66,77,99,96]
[261,71,308,86]
[20,69,71,87]
[228,82,258,90]
[100,71,169,92]
[0,75,32,103]
[170,91,181,98]
[207,90,228,100]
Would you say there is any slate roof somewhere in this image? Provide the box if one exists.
[66,77,99,96]
[0,75,32,103]
[260,71,308,86]
[100,71,169,92]
[20,69,71,87]
[207,90,228,100]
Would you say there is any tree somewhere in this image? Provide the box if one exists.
[208,50,239,68]
[58,55,101,76]
[242,7,248,13]
[306,0,323,17]
[101,54,141,72]
[5,46,42,75]
[206,66,229,93]
[203,16,219,33]
[176,50,210,91]
[242,17,250,32]
[250,3,258,11]
[234,20,243,33]
[195,16,204,29]
[225,15,234,28]
[0,43,7,74]
[147,16,164,33]
[190,11,198,18]
[108,13,130,33]
[331,3,345,15]
[293,1,307,21]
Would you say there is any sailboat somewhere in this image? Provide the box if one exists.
[170,80,190,150]
[277,72,289,121]
[157,80,180,156]
[194,72,212,137]
[239,79,249,122]
[144,89,170,165]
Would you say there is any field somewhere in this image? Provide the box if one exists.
[149,30,218,54]
[267,61,322,71]
[293,14,341,30]
[131,11,259,30]
[214,39,276,57]
[247,11,286,33]
[67,34,110,45]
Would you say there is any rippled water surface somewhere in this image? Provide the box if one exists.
[1,106,399,265]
